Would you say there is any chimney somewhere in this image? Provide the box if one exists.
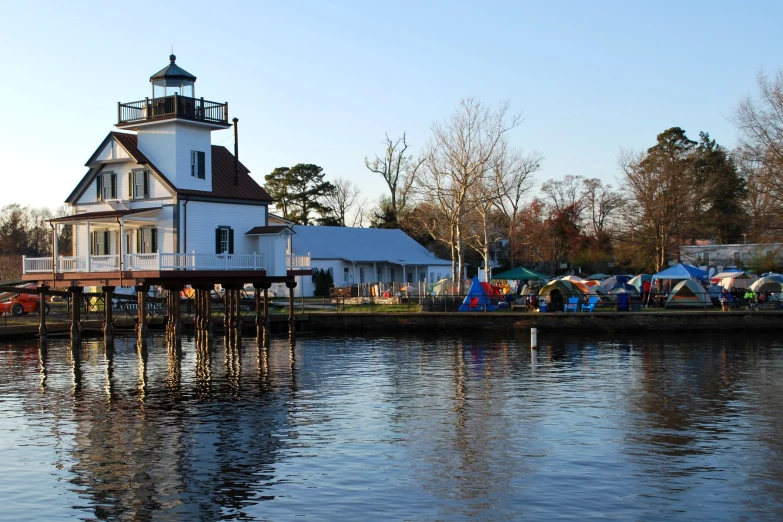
[233,117,239,186]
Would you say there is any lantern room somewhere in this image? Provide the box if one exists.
[150,54,196,98]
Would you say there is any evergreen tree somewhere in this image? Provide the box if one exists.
[264,164,335,225]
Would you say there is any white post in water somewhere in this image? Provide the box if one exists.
[531,328,538,349]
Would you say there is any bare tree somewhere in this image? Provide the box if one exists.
[736,152,782,242]
[581,178,624,242]
[416,98,522,292]
[491,143,542,269]
[540,175,588,227]
[321,177,365,227]
[734,70,783,206]
[365,133,424,225]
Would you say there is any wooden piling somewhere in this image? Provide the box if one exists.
[38,285,48,341]
[69,286,82,343]
[286,281,297,340]
[137,284,149,340]
[103,286,114,344]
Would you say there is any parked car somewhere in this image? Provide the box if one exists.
[0,292,49,316]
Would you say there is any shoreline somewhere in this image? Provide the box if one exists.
[1,310,780,340]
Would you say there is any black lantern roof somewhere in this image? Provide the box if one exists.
[149,55,196,82]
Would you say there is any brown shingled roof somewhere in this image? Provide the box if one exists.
[179,145,273,202]
[112,132,272,202]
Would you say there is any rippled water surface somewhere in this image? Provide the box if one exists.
[2,331,783,521]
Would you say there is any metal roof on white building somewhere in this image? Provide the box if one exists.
[292,226,451,266]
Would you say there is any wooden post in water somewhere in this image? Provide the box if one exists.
[137,284,149,341]
[206,287,214,340]
[69,286,82,343]
[172,285,182,339]
[223,287,231,332]
[254,286,262,343]
[103,286,114,344]
[286,281,297,339]
[531,328,538,349]
[263,283,271,346]
[38,285,48,342]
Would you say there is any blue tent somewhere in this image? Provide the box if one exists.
[651,263,708,284]
[458,276,498,312]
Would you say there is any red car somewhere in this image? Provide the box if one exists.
[0,291,49,316]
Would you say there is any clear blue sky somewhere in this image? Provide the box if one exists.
[1,1,781,212]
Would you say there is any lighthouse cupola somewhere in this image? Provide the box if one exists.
[151,54,196,98]
[116,55,231,191]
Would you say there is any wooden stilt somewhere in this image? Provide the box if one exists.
[70,286,82,343]
[194,288,203,333]
[103,286,114,344]
[206,287,214,340]
[254,286,262,344]
[137,284,149,340]
[286,281,297,340]
[223,287,230,331]
[234,288,241,330]
[38,285,48,341]
[262,283,271,346]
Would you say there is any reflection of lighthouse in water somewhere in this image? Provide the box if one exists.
[40,337,295,520]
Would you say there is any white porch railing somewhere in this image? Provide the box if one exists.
[287,253,311,269]
[22,252,278,274]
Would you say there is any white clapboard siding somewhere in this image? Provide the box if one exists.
[184,200,267,257]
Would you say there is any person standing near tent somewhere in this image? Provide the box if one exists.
[642,279,651,305]
[720,288,729,312]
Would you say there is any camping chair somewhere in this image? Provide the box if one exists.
[580,296,599,313]
[564,297,580,312]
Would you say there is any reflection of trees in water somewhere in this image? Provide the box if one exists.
[14,336,293,520]
[622,335,783,519]
[380,336,534,520]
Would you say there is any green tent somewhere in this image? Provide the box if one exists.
[664,280,712,309]
[492,266,549,281]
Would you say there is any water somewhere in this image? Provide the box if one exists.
[1,331,783,521]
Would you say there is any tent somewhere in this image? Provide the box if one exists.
[539,279,585,311]
[710,269,743,283]
[541,279,583,297]
[664,280,712,309]
[492,266,549,282]
[480,282,503,300]
[431,277,470,296]
[602,275,632,291]
[608,283,638,294]
[587,273,610,281]
[713,271,757,290]
[749,276,783,294]
[651,264,708,290]
[628,274,652,292]
[458,276,498,312]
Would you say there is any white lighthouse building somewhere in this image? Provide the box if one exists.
[23,55,309,283]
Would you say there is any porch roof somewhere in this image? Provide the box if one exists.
[245,225,294,235]
[50,207,161,224]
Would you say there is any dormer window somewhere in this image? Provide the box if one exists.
[97,172,117,201]
[131,170,150,199]
[191,151,205,179]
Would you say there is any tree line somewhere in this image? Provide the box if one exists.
[267,70,783,290]
[0,204,71,280]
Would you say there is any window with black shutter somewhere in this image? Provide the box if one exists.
[131,170,150,199]
[97,172,117,201]
[137,228,157,253]
[91,230,109,255]
[215,226,233,254]
[191,151,205,179]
